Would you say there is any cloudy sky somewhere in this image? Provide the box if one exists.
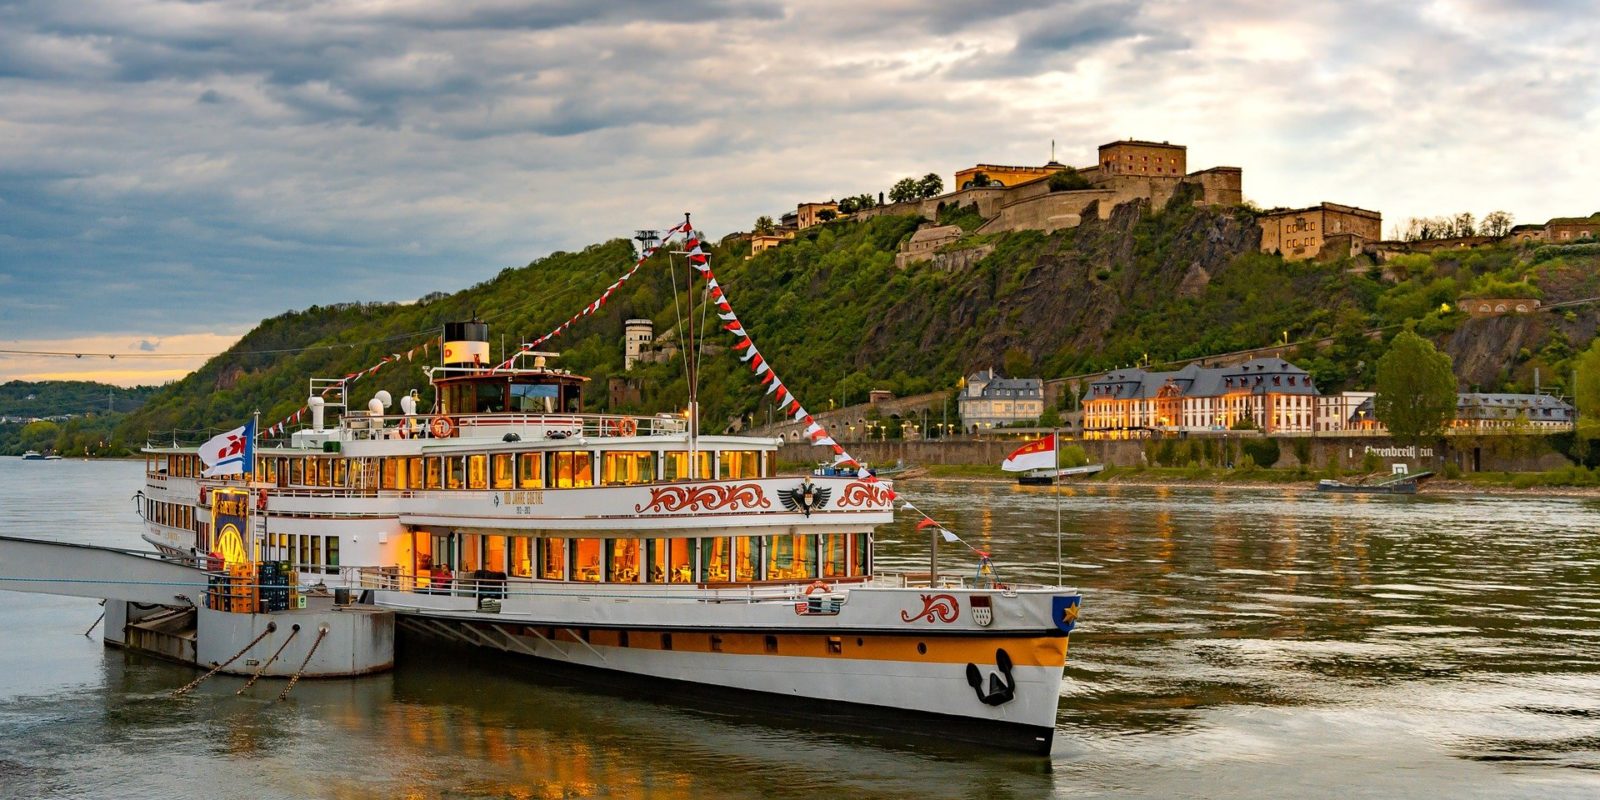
[2,0,1596,385]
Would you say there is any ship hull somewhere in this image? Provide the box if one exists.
[397,613,1066,754]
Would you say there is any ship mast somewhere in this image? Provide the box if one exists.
[681,212,700,478]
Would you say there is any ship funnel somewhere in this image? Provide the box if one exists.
[399,392,418,416]
[308,396,326,430]
[443,321,490,369]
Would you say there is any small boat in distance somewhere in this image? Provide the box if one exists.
[20,450,45,460]
[1316,471,1433,495]
[44,454,63,460]
[1018,464,1104,486]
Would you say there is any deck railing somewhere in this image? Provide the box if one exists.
[351,566,863,604]
[338,412,689,441]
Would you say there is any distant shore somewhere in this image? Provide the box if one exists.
[800,464,1600,499]
[891,471,1600,499]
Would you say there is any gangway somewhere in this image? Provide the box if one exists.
[0,534,206,605]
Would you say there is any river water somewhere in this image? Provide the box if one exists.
[2,459,1599,799]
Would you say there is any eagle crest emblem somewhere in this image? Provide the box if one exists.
[780,478,831,517]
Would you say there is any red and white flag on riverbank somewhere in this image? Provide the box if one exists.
[1001,434,1056,472]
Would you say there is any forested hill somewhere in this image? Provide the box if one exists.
[112,190,1600,448]
[1,380,160,418]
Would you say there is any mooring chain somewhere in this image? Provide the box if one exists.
[84,600,106,638]
[278,626,329,702]
[171,622,276,698]
[236,624,301,695]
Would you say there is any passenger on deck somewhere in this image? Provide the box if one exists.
[430,563,453,595]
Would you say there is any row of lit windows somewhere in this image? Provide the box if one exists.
[415,532,868,585]
[264,533,340,575]
[153,449,766,490]
[151,453,203,477]
[146,498,196,530]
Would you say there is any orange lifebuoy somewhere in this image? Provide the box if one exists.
[616,417,638,437]
[256,489,268,511]
[430,416,457,438]
[804,580,831,595]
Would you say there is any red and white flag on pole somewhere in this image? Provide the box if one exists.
[1001,434,1056,472]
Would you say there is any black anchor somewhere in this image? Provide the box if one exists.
[965,647,1016,706]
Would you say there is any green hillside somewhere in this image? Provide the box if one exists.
[0,380,163,457]
[0,380,160,418]
[111,192,1600,450]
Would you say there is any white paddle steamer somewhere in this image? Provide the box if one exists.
[138,318,1081,753]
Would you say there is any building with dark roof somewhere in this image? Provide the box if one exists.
[1084,357,1320,438]
[1453,393,1574,431]
[1345,392,1573,434]
[1546,215,1598,243]
[959,369,1044,430]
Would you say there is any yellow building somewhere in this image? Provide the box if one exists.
[795,202,839,229]
[748,231,795,258]
[954,162,1064,190]
[1083,358,1319,439]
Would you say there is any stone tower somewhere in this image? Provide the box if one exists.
[624,319,654,371]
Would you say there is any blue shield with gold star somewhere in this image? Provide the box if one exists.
[1052,595,1082,634]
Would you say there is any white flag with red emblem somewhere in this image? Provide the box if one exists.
[1000,433,1056,472]
[199,421,255,477]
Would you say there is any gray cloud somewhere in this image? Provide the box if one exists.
[1,0,1597,341]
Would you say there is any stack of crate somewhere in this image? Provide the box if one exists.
[258,561,292,612]
[228,563,256,613]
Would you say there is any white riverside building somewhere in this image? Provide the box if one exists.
[959,369,1045,431]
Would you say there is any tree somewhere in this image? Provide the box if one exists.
[1482,210,1515,238]
[1002,346,1034,378]
[918,172,944,198]
[1574,338,1600,440]
[888,177,921,204]
[1047,168,1091,192]
[817,209,838,222]
[969,171,992,188]
[19,420,59,453]
[753,215,775,235]
[836,197,859,214]
[854,193,877,209]
[1373,328,1457,443]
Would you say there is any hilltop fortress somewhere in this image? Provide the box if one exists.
[857,139,1243,247]
[754,136,1595,270]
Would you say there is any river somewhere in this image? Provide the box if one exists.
[2,459,1598,798]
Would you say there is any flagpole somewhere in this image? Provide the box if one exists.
[1055,427,1062,586]
[251,409,260,481]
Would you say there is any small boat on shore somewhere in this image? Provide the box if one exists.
[1018,464,1104,486]
[1316,471,1432,495]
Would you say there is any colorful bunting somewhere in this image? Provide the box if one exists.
[261,336,438,439]
[491,219,691,372]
